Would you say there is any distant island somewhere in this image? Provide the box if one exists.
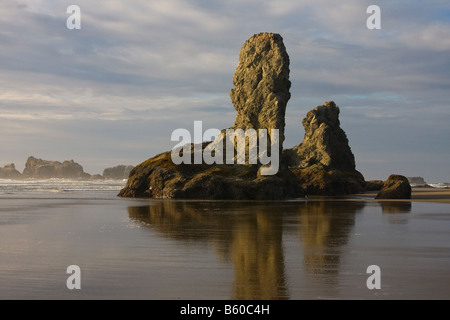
[407,177,429,187]
[0,156,134,180]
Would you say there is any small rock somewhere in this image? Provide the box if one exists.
[376,175,411,199]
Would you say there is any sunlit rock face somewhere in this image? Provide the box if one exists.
[286,101,356,171]
[230,32,291,150]
[284,101,366,195]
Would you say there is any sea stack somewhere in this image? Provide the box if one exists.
[119,33,367,199]
[119,33,302,199]
[0,164,23,179]
[284,101,366,195]
[230,32,291,150]
[22,156,91,179]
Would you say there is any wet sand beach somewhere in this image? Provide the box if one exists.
[0,185,449,300]
[354,187,450,204]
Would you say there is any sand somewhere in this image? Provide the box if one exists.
[354,187,450,203]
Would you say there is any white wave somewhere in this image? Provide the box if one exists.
[428,183,450,189]
[0,178,127,196]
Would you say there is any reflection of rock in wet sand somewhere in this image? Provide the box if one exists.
[380,201,412,214]
[128,201,219,241]
[128,200,366,298]
[379,201,411,224]
[128,201,292,299]
[298,201,363,281]
[230,210,287,299]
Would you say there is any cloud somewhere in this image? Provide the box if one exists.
[1,0,449,181]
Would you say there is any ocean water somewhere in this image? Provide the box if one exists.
[0,179,127,198]
[0,179,449,300]
[428,183,450,189]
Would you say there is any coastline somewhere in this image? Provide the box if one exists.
[353,187,450,204]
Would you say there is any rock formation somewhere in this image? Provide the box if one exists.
[407,176,428,187]
[283,101,365,195]
[0,163,23,179]
[376,175,411,199]
[119,33,303,199]
[119,33,370,199]
[22,156,91,179]
[230,32,291,149]
[103,165,134,179]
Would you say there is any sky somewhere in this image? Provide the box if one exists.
[0,0,449,182]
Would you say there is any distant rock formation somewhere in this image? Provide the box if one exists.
[22,156,91,179]
[0,164,23,179]
[376,175,411,199]
[103,165,134,180]
[283,101,366,195]
[119,33,303,199]
[407,176,428,187]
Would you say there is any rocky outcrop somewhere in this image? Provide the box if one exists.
[22,156,91,179]
[120,151,301,199]
[285,102,356,171]
[0,164,23,179]
[284,101,365,195]
[230,32,291,149]
[119,33,372,199]
[119,33,303,199]
[376,175,411,199]
[103,165,134,180]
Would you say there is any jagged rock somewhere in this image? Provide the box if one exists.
[285,101,356,171]
[0,163,23,179]
[376,175,411,199]
[284,101,365,195]
[22,156,90,179]
[103,165,134,180]
[119,33,303,199]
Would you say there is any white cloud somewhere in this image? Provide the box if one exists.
[399,22,450,51]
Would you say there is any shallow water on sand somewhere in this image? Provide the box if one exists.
[0,190,449,299]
